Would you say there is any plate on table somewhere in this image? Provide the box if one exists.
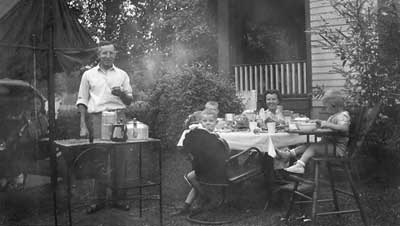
[285,128,314,133]
[260,123,286,130]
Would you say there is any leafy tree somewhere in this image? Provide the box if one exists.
[60,0,227,150]
[67,0,217,78]
[319,0,400,106]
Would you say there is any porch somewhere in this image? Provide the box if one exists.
[233,60,311,116]
[210,0,312,115]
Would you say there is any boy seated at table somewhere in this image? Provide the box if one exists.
[172,109,223,216]
[184,101,219,129]
[277,90,351,174]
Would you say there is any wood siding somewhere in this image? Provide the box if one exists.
[310,0,346,109]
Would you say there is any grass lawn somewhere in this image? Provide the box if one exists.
[1,150,400,226]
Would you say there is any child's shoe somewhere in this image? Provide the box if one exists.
[284,160,305,174]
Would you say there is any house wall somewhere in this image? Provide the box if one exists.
[309,0,347,119]
[237,0,306,64]
[215,0,307,74]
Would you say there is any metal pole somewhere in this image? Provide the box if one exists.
[304,0,312,117]
[32,34,38,119]
[47,0,58,225]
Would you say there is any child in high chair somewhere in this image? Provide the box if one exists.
[172,109,220,216]
[277,90,351,174]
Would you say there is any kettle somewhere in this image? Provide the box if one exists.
[110,120,128,142]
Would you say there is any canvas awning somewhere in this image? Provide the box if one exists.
[0,2,98,225]
[0,0,97,78]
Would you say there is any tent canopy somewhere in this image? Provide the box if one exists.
[0,0,97,78]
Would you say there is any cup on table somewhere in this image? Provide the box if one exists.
[249,121,258,132]
[289,122,298,130]
[225,113,234,122]
[284,116,292,125]
[246,112,256,121]
[267,122,276,133]
[216,118,226,130]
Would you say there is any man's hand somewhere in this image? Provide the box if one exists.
[111,87,133,105]
[80,123,89,137]
[111,87,124,97]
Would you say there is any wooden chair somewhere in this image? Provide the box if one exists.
[283,104,381,226]
[182,128,264,224]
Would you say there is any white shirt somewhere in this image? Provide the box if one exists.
[76,65,133,113]
[259,107,284,122]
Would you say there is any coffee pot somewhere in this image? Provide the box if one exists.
[110,119,128,142]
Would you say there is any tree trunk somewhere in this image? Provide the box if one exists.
[104,0,122,41]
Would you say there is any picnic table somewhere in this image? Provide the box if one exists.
[178,129,312,169]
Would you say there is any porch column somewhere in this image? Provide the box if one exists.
[217,0,231,78]
[305,0,312,117]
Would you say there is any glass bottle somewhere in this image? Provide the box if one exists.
[132,118,138,138]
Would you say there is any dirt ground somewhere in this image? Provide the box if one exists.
[1,150,400,226]
[2,182,399,226]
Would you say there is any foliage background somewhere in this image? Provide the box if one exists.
[53,0,244,151]
[147,63,242,149]
[319,0,400,182]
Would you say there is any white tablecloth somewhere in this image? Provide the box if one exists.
[218,131,309,157]
[177,130,311,169]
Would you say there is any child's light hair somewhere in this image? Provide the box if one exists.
[322,89,345,108]
[205,101,219,110]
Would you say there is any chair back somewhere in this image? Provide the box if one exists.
[183,128,230,184]
[347,103,381,157]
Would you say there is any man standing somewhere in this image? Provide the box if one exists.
[76,41,133,213]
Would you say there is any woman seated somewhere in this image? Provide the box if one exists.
[258,89,284,123]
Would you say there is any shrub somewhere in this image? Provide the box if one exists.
[319,0,400,106]
[55,106,80,139]
[148,63,243,150]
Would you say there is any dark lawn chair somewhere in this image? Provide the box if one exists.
[0,79,51,190]
[283,104,381,226]
[182,128,265,224]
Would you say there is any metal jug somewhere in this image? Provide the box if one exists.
[110,121,127,142]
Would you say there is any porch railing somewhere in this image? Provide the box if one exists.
[233,61,308,96]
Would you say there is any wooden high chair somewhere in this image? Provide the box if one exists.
[283,104,381,226]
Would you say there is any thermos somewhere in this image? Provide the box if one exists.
[101,111,117,140]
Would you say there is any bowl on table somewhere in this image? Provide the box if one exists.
[293,117,310,123]
[233,115,249,129]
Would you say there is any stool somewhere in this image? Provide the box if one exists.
[284,156,368,226]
